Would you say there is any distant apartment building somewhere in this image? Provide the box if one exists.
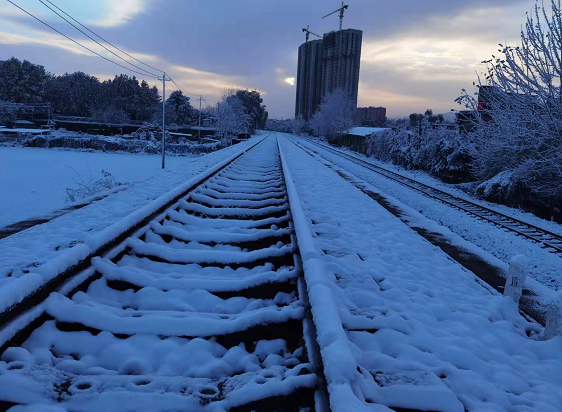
[295,28,363,120]
[353,106,386,127]
[320,29,362,107]
[295,39,323,121]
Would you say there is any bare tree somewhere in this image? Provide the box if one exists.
[309,89,354,138]
[213,92,251,145]
[291,117,306,135]
[456,0,562,197]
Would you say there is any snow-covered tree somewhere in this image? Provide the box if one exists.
[365,124,472,183]
[456,0,562,197]
[213,92,251,144]
[309,88,354,138]
[46,71,101,117]
[0,57,49,104]
[165,90,197,126]
[136,80,160,122]
[0,101,17,125]
[291,117,306,135]
[234,89,268,131]
[91,105,129,124]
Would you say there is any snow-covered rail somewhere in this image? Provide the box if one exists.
[299,137,562,255]
[0,136,324,411]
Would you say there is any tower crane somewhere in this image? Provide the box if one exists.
[322,1,349,31]
[302,26,322,42]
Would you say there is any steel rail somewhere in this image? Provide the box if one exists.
[299,137,562,254]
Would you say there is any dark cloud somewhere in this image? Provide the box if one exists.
[0,0,534,117]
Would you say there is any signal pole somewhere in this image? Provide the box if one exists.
[159,71,171,169]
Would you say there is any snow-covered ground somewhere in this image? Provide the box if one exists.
[278,133,562,412]
[0,136,314,411]
[0,135,265,315]
[0,147,193,228]
[289,134,562,293]
[0,133,560,411]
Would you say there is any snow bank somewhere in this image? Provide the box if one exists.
[277,133,562,412]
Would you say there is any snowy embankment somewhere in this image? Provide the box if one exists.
[292,135,562,293]
[0,130,222,156]
[277,134,562,412]
[0,147,194,228]
[0,135,265,316]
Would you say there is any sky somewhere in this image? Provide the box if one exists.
[0,0,536,119]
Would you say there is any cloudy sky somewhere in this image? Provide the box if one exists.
[0,0,535,118]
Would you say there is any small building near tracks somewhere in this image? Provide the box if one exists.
[329,126,389,154]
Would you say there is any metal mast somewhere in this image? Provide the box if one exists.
[197,96,203,140]
[159,72,171,169]
[301,26,322,120]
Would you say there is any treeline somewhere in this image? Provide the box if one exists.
[0,57,267,130]
[0,57,160,122]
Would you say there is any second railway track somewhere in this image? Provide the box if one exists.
[299,137,562,255]
[0,137,324,411]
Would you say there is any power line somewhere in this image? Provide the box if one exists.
[169,77,198,98]
[38,0,160,78]
[164,83,176,96]
[6,0,159,79]
[42,0,164,74]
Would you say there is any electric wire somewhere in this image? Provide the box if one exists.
[42,0,165,74]
[9,1,205,112]
[38,0,160,78]
[169,77,199,98]
[6,0,159,79]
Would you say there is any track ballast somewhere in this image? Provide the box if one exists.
[0,137,322,412]
[300,137,562,254]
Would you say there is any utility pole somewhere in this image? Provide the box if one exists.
[301,26,322,120]
[197,96,203,140]
[159,71,171,169]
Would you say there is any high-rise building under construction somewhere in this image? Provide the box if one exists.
[295,28,362,120]
[295,39,323,121]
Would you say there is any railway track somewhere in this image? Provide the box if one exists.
[0,137,324,411]
[299,137,562,255]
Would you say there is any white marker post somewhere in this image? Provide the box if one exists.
[545,295,562,340]
[503,254,528,305]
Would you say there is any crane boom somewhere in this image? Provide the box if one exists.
[302,27,322,39]
[322,1,348,31]
[322,8,340,19]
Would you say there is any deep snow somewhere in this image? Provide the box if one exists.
[0,135,264,316]
[0,134,318,412]
[291,135,562,293]
[0,147,194,228]
[277,133,562,412]
[0,133,561,411]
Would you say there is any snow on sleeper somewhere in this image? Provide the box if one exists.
[0,136,321,411]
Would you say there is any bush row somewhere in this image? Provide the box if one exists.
[359,127,560,221]
[0,134,223,156]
